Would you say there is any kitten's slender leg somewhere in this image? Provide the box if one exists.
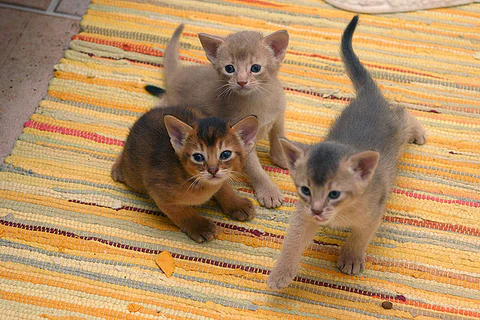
[151,197,218,242]
[268,113,288,169]
[214,182,256,221]
[244,150,284,208]
[268,209,318,290]
[337,215,382,275]
[111,151,125,182]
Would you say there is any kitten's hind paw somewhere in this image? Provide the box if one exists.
[255,184,284,208]
[267,266,297,290]
[337,250,366,275]
[227,198,256,221]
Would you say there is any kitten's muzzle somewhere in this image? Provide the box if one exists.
[207,167,219,176]
[310,209,330,223]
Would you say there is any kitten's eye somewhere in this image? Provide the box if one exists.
[251,64,261,73]
[328,191,341,200]
[220,150,232,160]
[192,153,205,162]
[224,65,235,73]
[300,186,311,197]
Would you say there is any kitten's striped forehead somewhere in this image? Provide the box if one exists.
[307,142,349,185]
[224,31,265,60]
[195,117,229,146]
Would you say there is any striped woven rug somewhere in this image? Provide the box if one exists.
[1,0,479,319]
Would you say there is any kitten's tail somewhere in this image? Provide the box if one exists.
[341,16,378,94]
[164,24,185,85]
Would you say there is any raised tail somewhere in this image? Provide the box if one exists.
[341,16,377,94]
[164,24,185,85]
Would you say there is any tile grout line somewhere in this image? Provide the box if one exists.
[46,0,62,14]
[0,3,81,20]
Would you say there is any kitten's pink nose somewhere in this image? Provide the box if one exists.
[208,167,219,176]
[237,81,247,87]
[311,209,323,216]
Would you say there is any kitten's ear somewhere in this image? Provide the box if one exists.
[164,115,193,152]
[347,151,380,183]
[280,138,303,169]
[198,33,225,63]
[263,30,289,62]
[231,115,259,152]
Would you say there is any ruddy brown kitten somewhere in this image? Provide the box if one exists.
[154,24,290,208]
[268,16,426,289]
[111,105,259,243]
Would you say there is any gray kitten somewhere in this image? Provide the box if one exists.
[268,16,426,289]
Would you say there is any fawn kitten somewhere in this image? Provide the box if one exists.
[268,16,426,289]
[151,24,290,208]
[111,105,259,243]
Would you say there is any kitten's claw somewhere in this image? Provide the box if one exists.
[256,186,284,208]
[185,219,218,243]
[337,249,365,275]
[267,266,297,290]
[227,198,256,221]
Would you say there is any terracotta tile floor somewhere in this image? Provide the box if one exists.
[0,0,91,162]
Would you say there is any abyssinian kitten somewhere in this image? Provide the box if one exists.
[268,16,426,289]
[150,24,290,208]
[111,105,259,242]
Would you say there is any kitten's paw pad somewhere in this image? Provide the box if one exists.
[111,166,124,182]
[268,267,297,290]
[255,185,284,208]
[269,150,288,170]
[337,250,365,275]
[228,199,256,221]
[185,219,218,243]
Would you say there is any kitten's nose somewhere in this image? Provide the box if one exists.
[208,167,219,176]
[237,81,247,87]
[311,209,323,216]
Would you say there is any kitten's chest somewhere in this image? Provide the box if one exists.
[176,183,221,205]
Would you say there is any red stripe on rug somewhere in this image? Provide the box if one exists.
[24,120,125,146]
[385,216,480,236]
[392,188,479,208]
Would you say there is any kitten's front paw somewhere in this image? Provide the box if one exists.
[184,219,218,243]
[255,184,284,208]
[268,266,297,290]
[111,165,124,183]
[269,149,288,169]
[410,129,427,145]
[337,248,366,275]
[227,198,256,221]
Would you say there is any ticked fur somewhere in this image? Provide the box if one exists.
[268,16,426,289]
[156,24,290,208]
[111,106,259,243]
